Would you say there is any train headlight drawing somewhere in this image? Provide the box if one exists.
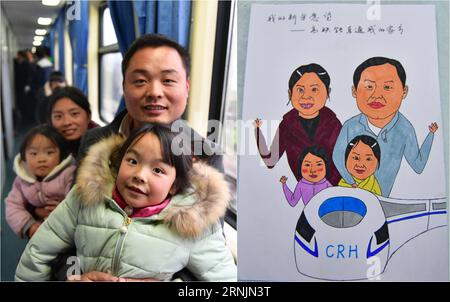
[294,187,446,281]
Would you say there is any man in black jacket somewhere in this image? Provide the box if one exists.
[78,33,222,171]
[52,34,225,282]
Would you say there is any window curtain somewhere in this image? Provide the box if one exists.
[107,0,138,55]
[133,0,191,48]
[113,0,192,115]
[107,0,138,115]
[68,1,89,95]
[46,33,53,57]
[49,10,65,75]
[56,12,65,76]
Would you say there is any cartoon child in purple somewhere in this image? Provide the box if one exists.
[280,145,332,207]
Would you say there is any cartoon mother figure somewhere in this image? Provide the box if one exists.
[254,63,342,185]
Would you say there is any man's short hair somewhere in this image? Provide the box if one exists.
[121,34,191,79]
[49,71,65,83]
[353,57,406,89]
[35,46,50,59]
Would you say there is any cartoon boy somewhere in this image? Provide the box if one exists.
[332,57,438,197]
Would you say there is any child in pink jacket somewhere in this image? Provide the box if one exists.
[5,125,76,238]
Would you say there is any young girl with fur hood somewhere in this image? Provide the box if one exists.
[15,124,236,281]
[5,125,75,238]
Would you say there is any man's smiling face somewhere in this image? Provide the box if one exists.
[123,46,190,128]
[353,63,407,124]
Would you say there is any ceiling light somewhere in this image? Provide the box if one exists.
[34,36,45,42]
[35,29,47,35]
[37,17,52,26]
[42,0,60,6]
[33,40,42,46]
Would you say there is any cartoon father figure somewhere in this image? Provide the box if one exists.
[333,57,438,197]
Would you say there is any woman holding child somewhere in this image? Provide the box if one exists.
[254,63,342,185]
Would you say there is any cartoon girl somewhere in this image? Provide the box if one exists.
[254,63,342,185]
[280,145,332,207]
[338,135,382,195]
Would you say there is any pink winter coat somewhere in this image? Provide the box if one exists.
[5,154,76,238]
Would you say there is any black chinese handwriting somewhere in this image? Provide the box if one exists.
[289,24,405,35]
[265,12,405,36]
[266,11,333,25]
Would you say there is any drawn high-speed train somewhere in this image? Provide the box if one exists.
[294,187,447,281]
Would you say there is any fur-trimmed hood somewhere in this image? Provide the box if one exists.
[13,153,74,183]
[75,134,230,238]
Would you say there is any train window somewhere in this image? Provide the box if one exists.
[319,197,367,228]
[99,6,122,123]
[222,9,237,214]
[221,3,237,214]
[101,7,118,47]
[100,52,123,122]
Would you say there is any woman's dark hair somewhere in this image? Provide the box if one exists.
[298,145,330,179]
[122,33,191,79]
[344,135,381,168]
[47,86,91,123]
[111,124,193,193]
[288,63,331,96]
[353,57,406,89]
[20,124,69,162]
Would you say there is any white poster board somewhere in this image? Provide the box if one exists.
[238,3,448,281]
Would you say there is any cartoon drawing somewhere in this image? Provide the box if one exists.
[239,3,447,282]
[293,186,447,281]
[338,135,382,195]
[332,57,438,197]
[255,63,342,185]
[280,145,332,207]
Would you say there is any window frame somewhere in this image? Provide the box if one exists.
[208,0,237,222]
[98,2,121,124]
